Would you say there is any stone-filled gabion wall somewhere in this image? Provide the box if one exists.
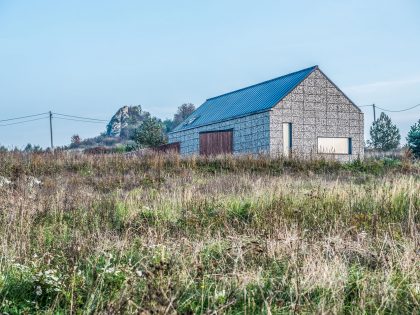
[270,69,364,161]
[168,68,364,160]
[168,111,270,155]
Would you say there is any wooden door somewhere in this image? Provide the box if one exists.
[199,130,233,156]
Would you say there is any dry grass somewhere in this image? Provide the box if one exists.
[0,152,419,314]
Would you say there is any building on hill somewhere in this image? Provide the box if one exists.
[168,66,364,161]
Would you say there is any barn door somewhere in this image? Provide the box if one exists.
[199,130,233,155]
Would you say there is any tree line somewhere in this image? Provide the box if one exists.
[1,106,419,159]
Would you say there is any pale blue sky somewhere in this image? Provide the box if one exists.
[1,0,419,148]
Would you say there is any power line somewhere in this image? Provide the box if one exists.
[0,112,48,122]
[53,112,108,122]
[376,103,420,113]
[53,117,106,124]
[360,103,420,112]
[0,111,107,149]
[359,103,420,122]
[0,117,48,127]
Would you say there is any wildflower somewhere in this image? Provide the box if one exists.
[27,176,42,189]
[215,289,226,300]
[135,269,143,277]
[0,176,11,187]
[105,267,115,274]
[36,286,42,296]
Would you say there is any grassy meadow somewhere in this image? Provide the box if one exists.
[0,152,419,314]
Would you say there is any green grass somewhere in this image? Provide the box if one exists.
[0,152,419,313]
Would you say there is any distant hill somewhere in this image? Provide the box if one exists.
[68,105,151,151]
[106,105,151,139]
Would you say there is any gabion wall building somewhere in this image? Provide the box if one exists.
[168,66,364,161]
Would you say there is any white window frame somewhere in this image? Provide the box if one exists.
[317,137,352,155]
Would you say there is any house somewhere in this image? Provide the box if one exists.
[168,66,364,161]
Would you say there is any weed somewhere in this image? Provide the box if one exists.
[0,152,418,313]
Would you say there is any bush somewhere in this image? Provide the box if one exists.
[131,117,166,148]
[406,119,420,158]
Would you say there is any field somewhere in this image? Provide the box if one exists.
[0,152,419,314]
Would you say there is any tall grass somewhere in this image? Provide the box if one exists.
[0,152,419,314]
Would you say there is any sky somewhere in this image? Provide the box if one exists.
[0,0,419,148]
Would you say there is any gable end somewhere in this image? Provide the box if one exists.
[316,68,361,113]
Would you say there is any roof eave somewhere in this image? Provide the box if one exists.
[168,108,272,134]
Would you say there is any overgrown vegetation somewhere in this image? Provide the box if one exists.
[0,152,418,313]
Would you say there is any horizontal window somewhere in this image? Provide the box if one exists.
[318,137,352,154]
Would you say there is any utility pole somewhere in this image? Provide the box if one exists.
[372,103,376,122]
[49,111,54,152]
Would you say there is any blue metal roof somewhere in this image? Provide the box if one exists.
[171,66,317,133]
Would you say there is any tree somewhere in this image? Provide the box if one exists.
[162,119,176,133]
[173,103,195,127]
[24,143,33,152]
[368,112,401,151]
[32,145,43,153]
[71,134,81,146]
[23,144,42,153]
[132,117,166,148]
[407,119,420,158]
[159,103,196,134]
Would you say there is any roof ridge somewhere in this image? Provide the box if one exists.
[206,65,318,101]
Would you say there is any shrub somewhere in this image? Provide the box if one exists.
[132,117,166,148]
[406,119,420,158]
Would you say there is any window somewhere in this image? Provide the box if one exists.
[183,115,200,126]
[283,123,292,156]
[317,137,352,154]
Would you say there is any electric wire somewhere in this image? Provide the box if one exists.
[0,117,48,127]
[2,103,418,128]
[375,104,420,113]
[53,117,106,124]
[359,103,420,112]
[0,112,49,122]
[53,112,108,122]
